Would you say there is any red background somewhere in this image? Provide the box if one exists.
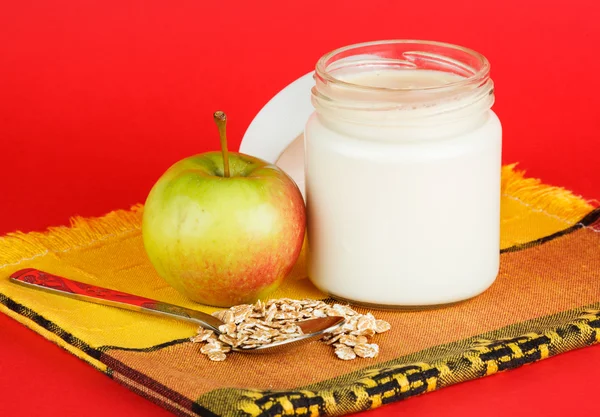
[1,1,600,415]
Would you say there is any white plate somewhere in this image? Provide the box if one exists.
[240,71,314,198]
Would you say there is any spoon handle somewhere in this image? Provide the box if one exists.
[9,268,224,332]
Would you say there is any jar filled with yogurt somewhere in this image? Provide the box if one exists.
[305,40,502,308]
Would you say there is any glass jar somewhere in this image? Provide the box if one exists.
[305,40,501,308]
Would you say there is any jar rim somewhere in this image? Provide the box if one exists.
[315,39,491,93]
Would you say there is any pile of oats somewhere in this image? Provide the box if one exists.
[190,298,391,362]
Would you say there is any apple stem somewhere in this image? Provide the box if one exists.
[213,111,230,178]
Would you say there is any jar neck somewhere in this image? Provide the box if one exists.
[311,40,495,133]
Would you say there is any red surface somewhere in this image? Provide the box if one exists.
[1,0,599,416]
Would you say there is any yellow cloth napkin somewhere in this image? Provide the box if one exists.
[1,165,599,417]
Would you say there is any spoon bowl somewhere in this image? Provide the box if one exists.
[235,316,344,354]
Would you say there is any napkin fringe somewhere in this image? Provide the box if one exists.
[0,165,595,269]
[501,163,594,224]
[0,204,144,268]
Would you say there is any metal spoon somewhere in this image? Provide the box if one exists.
[9,268,344,353]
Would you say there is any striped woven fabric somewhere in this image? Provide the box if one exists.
[1,165,599,417]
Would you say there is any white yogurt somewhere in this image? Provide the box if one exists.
[305,41,502,308]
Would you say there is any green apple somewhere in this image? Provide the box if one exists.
[142,111,306,307]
